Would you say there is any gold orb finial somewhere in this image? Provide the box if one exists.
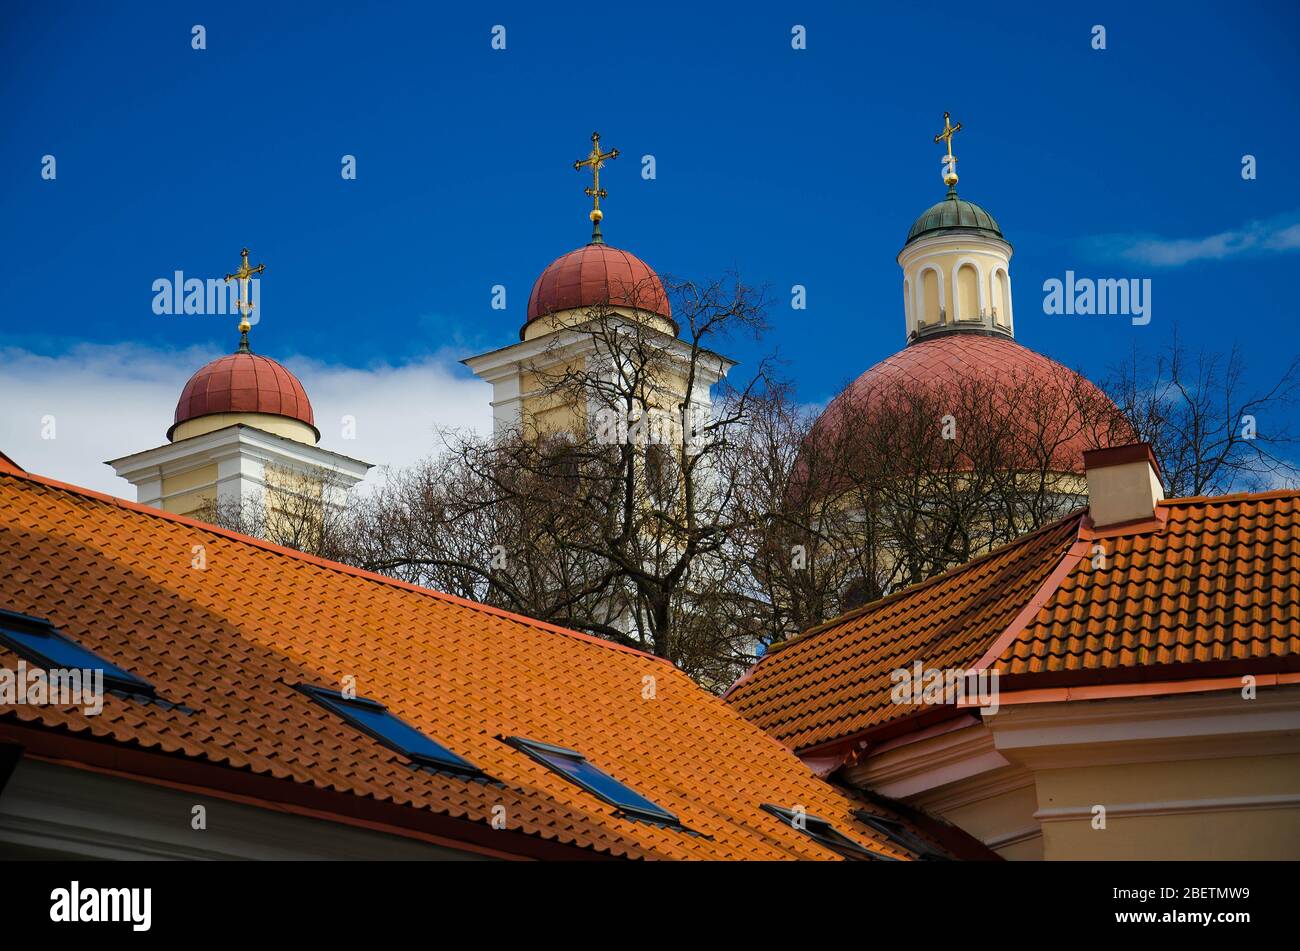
[575,131,619,241]
[224,247,266,353]
[934,112,963,189]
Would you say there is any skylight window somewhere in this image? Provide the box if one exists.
[854,810,950,861]
[301,685,485,778]
[0,608,155,696]
[761,803,898,861]
[505,736,679,826]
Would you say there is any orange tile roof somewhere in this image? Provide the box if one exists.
[728,491,1300,755]
[999,491,1300,676]
[0,468,956,861]
[726,514,1083,752]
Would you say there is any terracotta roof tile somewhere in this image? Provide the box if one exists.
[0,469,934,861]
[999,491,1300,675]
[726,515,1082,751]
[729,491,1300,754]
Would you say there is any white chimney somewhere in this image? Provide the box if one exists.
[1083,443,1166,528]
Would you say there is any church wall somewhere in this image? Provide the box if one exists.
[929,780,1044,860]
[521,359,588,437]
[845,689,1300,860]
[1033,753,1300,860]
[160,462,219,516]
[899,234,1013,340]
[161,462,218,496]
[518,359,702,445]
[162,490,215,518]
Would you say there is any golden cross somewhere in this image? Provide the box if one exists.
[223,247,266,339]
[934,112,962,158]
[573,131,620,223]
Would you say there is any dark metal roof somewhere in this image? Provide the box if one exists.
[905,193,1002,245]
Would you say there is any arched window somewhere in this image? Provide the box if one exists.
[991,268,1012,328]
[645,443,676,503]
[957,264,980,321]
[990,268,1005,324]
[920,268,941,326]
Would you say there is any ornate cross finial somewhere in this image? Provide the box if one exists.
[573,131,619,243]
[224,247,266,351]
[934,112,962,158]
[934,112,963,190]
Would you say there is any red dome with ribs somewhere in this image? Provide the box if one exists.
[170,351,316,440]
[811,333,1123,477]
[526,243,671,329]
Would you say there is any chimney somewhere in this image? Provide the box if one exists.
[1083,442,1165,528]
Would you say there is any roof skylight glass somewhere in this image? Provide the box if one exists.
[854,810,949,860]
[0,608,155,696]
[761,803,897,861]
[507,736,679,826]
[303,685,485,778]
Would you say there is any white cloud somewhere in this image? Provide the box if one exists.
[0,343,491,497]
[1086,211,1300,267]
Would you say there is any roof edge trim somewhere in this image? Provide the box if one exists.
[962,669,1300,707]
[971,536,1093,671]
[0,720,615,861]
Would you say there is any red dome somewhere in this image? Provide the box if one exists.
[525,243,671,333]
[170,351,317,440]
[812,333,1123,476]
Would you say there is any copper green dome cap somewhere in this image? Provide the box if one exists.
[905,191,1003,245]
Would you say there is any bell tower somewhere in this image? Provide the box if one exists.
[897,113,1015,345]
[464,132,733,437]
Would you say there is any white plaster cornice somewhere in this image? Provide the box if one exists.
[842,722,1024,802]
[1034,793,1300,824]
[988,685,1300,770]
[897,230,1014,266]
[462,319,736,386]
[107,424,371,483]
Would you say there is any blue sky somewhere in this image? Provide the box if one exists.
[2,1,1298,490]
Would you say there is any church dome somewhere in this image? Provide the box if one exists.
[905,193,1003,246]
[812,334,1119,476]
[169,351,317,441]
[525,242,671,334]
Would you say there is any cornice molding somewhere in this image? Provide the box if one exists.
[108,424,371,482]
[844,723,1028,803]
[1034,793,1300,823]
[989,685,1300,769]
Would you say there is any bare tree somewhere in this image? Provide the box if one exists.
[347,436,627,632]
[725,359,1129,643]
[346,273,772,681]
[338,290,1297,684]
[1103,334,1300,496]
